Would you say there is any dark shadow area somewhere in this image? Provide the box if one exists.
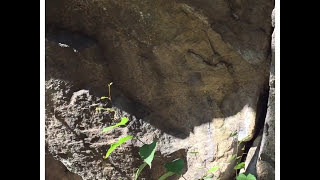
[45,25,270,140]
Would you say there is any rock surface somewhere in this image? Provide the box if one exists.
[256,9,275,180]
[45,0,274,179]
[46,153,83,180]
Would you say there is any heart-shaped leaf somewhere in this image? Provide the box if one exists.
[139,141,157,167]
[164,158,185,174]
[236,173,256,180]
[234,162,245,170]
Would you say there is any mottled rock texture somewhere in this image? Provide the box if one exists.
[256,8,275,180]
[45,0,274,179]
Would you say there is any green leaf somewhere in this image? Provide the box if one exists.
[234,162,245,170]
[230,132,238,137]
[207,166,220,173]
[104,136,133,159]
[102,117,129,133]
[236,173,256,180]
[135,162,147,180]
[158,172,175,180]
[165,158,185,174]
[203,174,213,179]
[241,146,245,151]
[101,96,109,100]
[228,154,237,162]
[239,136,251,144]
[139,141,158,167]
[246,174,257,180]
[236,173,247,180]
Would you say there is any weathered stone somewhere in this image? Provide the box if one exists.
[240,133,262,176]
[45,0,274,179]
[46,153,83,180]
[256,9,275,180]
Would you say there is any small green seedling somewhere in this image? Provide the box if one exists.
[207,166,220,173]
[234,162,245,170]
[158,158,185,180]
[108,82,113,102]
[236,173,256,180]
[198,166,220,180]
[104,136,133,159]
[135,141,158,180]
[102,117,129,133]
[230,132,238,137]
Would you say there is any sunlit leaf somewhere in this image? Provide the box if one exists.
[236,173,247,180]
[165,158,185,174]
[102,117,129,133]
[139,141,157,167]
[246,174,257,180]
[234,162,245,170]
[207,166,220,173]
[236,173,256,180]
[104,136,133,159]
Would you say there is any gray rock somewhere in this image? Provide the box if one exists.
[256,9,275,180]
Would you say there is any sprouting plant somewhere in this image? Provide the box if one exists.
[100,82,113,101]
[158,158,185,180]
[198,166,220,180]
[234,162,245,170]
[135,141,158,180]
[207,166,220,173]
[102,117,129,133]
[228,132,257,180]
[236,173,256,180]
[104,136,133,159]
[189,149,199,159]
[230,132,238,137]
[99,83,186,179]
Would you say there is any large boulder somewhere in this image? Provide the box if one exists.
[45,0,274,179]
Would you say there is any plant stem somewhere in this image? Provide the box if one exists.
[135,137,146,145]
[158,172,175,180]
[135,162,147,180]
[108,84,112,102]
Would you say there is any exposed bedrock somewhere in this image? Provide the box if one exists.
[45,0,274,179]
